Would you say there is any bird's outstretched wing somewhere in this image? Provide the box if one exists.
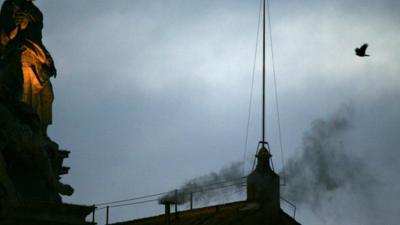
[360,43,368,52]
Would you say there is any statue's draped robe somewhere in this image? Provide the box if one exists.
[0,0,56,131]
[20,40,53,127]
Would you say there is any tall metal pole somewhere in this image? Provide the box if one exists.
[262,0,266,147]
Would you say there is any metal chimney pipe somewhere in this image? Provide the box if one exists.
[164,203,171,225]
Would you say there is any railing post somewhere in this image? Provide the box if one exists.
[174,189,178,219]
[190,192,193,210]
[106,206,110,225]
[294,206,296,218]
[92,205,96,223]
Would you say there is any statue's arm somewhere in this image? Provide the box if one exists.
[0,1,17,35]
[0,1,34,35]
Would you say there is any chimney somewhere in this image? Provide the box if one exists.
[161,202,171,225]
[159,189,179,224]
[247,146,280,209]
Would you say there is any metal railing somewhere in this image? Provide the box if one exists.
[88,177,297,224]
[90,178,247,224]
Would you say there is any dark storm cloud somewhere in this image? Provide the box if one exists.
[34,0,263,210]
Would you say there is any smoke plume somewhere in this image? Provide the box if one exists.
[281,106,376,208]
[160,105,382,224]
[160,161,245,205]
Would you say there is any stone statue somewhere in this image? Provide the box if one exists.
[0,0,73,203]
[0,0,56,135]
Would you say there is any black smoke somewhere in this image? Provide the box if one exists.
[281,106,376,209]
[160,105,387,225]
[160,161,245,205]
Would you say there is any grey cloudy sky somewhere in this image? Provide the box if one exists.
[31,0,400,224]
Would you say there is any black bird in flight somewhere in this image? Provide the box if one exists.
[355,43,370,57]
